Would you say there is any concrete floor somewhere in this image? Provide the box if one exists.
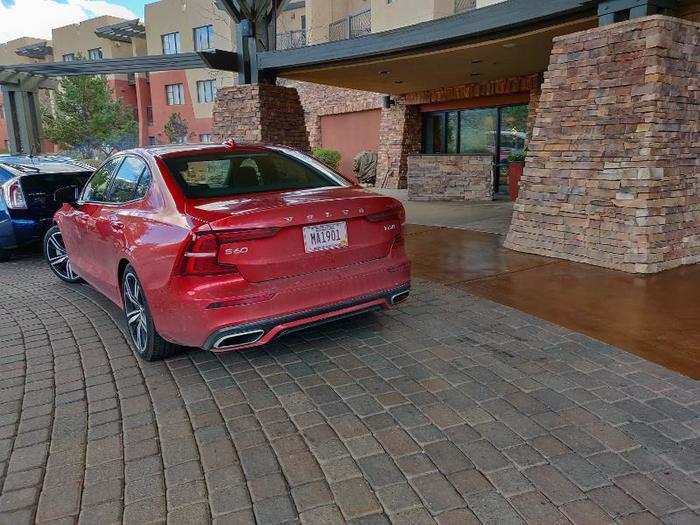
[377,189,513,235]
[394,195,700,380]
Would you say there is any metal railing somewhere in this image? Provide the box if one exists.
[277,29,307,50]
[329,9,371,42]
[455,0,477,14]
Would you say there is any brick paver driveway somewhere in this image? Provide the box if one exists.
[1,256,699,524]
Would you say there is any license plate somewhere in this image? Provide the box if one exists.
[303,221,348,253]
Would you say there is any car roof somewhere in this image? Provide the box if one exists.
[135,142,275,159]
[0,154,93,175]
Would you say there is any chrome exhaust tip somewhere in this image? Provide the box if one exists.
[390,290,410,305]
[213,329,265,349]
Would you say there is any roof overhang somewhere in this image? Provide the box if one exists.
[94,18,146,42]
[258,0,599,94]
[0,51,238,77]
[14,41,53,59]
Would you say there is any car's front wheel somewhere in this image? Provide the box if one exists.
[44,226,82,283]
[121,264,175,361]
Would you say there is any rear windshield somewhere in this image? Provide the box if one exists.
[163,148,348,198]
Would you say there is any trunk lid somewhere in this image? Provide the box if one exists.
[186,187,403,283]
[18,171,92,217]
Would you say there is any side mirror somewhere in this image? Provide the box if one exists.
[54,185,80,206]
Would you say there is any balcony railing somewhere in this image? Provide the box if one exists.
[329,9,371,42]
[277,29,307,50]
[455,0,477,14]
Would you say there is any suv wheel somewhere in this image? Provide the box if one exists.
[44,226,82,283]
[122,264,175,361]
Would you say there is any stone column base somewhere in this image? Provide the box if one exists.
[504,16,699,274]
[212,84,310,152]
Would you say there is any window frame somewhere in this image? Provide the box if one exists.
[165,83,185,105]
[193,25,214,52]
[196,79,217,103]
[62,53,76,62]
[87,47,103,60]
[199,134,212,143]
[161,32,181,55]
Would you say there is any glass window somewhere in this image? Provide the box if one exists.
[134,168,152,199]
[62,53,75,62]
[148,136,157,145]
[82,157,122,202]
[165,84,185,105]
[196,80,217,103]
[161,32,181,54]
[108,156,149,203]
[199,134,212,143]
[193,25,214,51]
[459,108,497,155]
[499,105,528,160]
[87,48,102,60]
[163,149,347,199]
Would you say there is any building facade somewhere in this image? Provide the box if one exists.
[0,37,54,152]
[142,0,237,146]
[51,15,145,120]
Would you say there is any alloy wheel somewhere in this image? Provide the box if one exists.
[123,272,148,354]
[46,230,78,281]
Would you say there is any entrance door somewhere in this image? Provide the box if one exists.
[320,109,381,179]
[496,105,528,196]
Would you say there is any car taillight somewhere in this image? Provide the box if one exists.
[181,228,280,276]
[366,207,405,223]
[2,178,27,210]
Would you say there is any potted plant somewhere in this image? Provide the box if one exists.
[507,149,526,201]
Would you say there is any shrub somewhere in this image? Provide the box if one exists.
[507,149,527,163]
[312,148,341,170]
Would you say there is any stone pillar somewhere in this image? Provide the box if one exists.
[504,16,699,274]
[212,84,310,152]
[376,100,421,189]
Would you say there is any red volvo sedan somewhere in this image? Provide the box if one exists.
[45,143,410,360]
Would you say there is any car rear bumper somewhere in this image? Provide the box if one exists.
[204,283,410,351]
[149,254,411,349]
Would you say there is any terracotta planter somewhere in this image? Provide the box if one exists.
[508,161,525,201]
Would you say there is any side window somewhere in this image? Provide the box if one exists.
[107,156,149,203]
[134,167,152,199]
[82,157,122,202]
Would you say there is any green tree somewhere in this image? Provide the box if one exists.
[164,112,189,144]
[42,75,137,157]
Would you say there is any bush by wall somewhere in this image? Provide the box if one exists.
[312,148,341,170]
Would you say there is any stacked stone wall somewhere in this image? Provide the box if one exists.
[505,16,699,273]
[212,84,310,152]
[407,155,493,201]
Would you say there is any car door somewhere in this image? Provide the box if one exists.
[62,157,123,283]
[93,155,152,303]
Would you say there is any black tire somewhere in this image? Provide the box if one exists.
[121,264,175,361]
[44,225,82,283]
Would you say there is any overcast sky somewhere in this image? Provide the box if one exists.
[0,0,149,43]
